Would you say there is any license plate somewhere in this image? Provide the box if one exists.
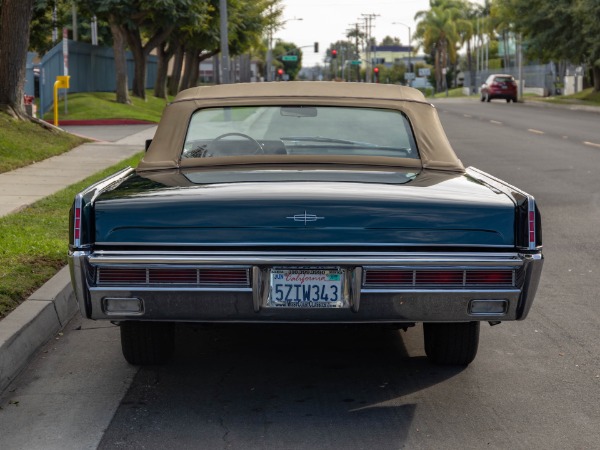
[268,268,345,308]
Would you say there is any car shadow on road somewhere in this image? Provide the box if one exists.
[99,323,466,449]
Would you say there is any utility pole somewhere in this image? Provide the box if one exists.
[361,13,379,83]
[219,0,230,84]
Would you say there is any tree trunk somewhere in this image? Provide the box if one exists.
[593,64,600,92]
[188,51,201,88]
[124,30,147,100]
[180,49,196,91]
[109,16,131,105]
[124,26,173,100]
[168,44,185,96]
[467,40,475,94]
[154,43,167,99]
[435,47,443,92]
[0,0,35,118]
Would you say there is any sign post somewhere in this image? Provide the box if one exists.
[62,28,69,113]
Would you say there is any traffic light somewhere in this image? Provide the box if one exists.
[373,66,379,83]
[331,49,337,59]
[314,42,319,53]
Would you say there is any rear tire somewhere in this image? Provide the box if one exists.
[120,321,175,365]
[423,322,479,366]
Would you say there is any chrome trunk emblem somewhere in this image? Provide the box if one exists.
[286,211,324,225]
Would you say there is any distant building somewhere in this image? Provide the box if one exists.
[359,45,426,70]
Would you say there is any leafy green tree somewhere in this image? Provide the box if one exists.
[78,0,200,100]
[272,40,301,80]
[380,36,401,46]
[0,0,36,118]
[502,0,599,92]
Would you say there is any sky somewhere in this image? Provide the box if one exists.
[275,0,481,67]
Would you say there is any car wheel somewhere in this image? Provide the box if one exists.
[506,98,510,103]
[423,321,479,366]
[120,321,175,365]
[512,97,518,103]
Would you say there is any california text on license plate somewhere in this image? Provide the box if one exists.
[268,268,344,308]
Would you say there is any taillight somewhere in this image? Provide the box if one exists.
[72,195,83,247]
[465,270,513,285]
[529,210,536,246]
[364,270,412,285]
[74,207,81,241]
[96,267,251,286]
[416,270,463,285]
[363,269,515,287]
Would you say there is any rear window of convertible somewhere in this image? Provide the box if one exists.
[181,106,419,160]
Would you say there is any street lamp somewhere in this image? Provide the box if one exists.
[266,17,303,81]
[392,22,412,85]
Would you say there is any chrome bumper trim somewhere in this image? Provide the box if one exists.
[70,250,543,322]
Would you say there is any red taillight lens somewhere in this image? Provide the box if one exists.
[199,269,249,284]
[74,207,81,241]
[465,270,513,285]
[99,268,147,284]
[149,269,197,283]
[416,270,463,285]
[96,267,250,285]
[364,270,412,285]
[362,269,514,287]
[529,211,536,244]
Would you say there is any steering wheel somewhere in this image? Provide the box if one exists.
[206,132,264,156]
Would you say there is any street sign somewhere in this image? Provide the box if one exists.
[418,68,431,76]
[282,55,298,61]
[406,72,416,80]
[350,60,361,65]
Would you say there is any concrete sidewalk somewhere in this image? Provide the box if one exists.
[0,124,156,393]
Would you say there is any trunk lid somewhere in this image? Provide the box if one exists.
[93,168,515,247]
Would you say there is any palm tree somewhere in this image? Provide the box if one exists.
[414,2,461,92]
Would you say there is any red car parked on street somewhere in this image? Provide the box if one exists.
[480,74,518,103]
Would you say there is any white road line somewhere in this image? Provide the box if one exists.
[463,114,472,118]
[528,129,545,135]
[583,141,600,149]
[490,120,503,125]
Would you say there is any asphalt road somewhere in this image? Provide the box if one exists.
[1,98,598,449]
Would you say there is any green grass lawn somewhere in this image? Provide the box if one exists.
[0,113,89,173]
[0,153,143,319]
[433,87,467,98]
[538,88,600,106]
[42,90,173,122]
[1,90,172,174]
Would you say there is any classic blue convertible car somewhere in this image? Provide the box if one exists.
[68,82,543,366]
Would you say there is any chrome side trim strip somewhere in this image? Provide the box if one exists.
[94,241,515,249]
[88,252,526,267]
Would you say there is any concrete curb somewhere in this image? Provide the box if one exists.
[0,267,75,393]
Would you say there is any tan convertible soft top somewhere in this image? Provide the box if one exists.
[138,81,464,172]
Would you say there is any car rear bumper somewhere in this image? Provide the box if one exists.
[69,250,543,323]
